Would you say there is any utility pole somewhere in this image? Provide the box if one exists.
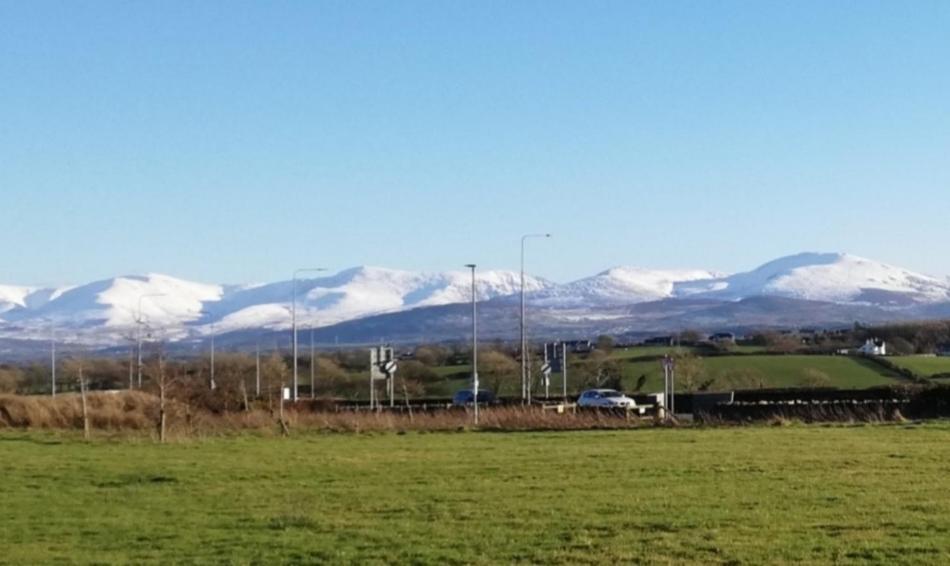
[466,264,479,425]
[662,355,676,419]
[543,344,549,399]
[292,267,326,402]
[520,233,551,404]
[562,342,568,400]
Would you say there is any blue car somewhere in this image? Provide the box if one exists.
[452,389,496,406]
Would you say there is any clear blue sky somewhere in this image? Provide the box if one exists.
[2,1,949,286]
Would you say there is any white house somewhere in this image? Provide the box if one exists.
[859,338,886,356]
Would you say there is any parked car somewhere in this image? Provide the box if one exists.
[577,389,638,409]
[452,389,496,406]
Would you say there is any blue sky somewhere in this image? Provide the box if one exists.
[2,1,949,286]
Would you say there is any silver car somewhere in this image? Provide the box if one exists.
[577,389,638,409]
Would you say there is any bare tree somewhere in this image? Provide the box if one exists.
[262,352,289,412]
[674,353,705,393]
[64,355,91,440]
[479,350,519,396]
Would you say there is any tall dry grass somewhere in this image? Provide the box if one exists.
[0,392,655,438]
[283,406,653,433]
[0,392,158,430]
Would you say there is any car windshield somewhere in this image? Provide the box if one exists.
[600,390,623,398]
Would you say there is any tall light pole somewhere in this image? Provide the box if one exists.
[292,267,327,401]
[520,233,551,404]
[136,293,165,389]
[465,264,479,425]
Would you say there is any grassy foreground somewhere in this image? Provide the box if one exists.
[3,425,950,564]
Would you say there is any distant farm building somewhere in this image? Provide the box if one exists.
[859,338,886,356]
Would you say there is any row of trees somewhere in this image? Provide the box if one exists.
[12,318,948,401]
[0,341,636,401]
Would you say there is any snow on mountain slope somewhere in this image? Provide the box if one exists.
[0,285,35,315]
[2,274,223,329]
[532,267,721,306]
[212,266,553,333]
[1,254,947,341]
[678,253,950,305]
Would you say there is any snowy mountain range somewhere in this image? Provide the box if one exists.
[0,267,553,341]
[1,252,948,346]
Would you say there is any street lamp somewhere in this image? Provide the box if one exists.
[465,264,479,425]
[520,233,551,404]
[292,267,327,401]
[136,293,166,388]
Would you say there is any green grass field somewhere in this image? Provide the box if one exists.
[3,425,950,564]
[610,346,697,359]
[888,356,950,378]
[619,355,902,392]
[348,352,905,400]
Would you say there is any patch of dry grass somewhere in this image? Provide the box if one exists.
[0,393,655,438]
[0,392,157,430]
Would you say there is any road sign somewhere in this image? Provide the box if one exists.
[369,346,397,409]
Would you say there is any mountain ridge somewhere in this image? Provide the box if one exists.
[1,252,947,343]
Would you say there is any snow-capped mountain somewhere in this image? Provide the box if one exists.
[0,275,223,340]
[532,267,723,306]
[0,253,947,345]
[0,285,34,314]
[0,285,75,315]
[0,267,553,339]
[677,252,950,306]
[208,266,554,334]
